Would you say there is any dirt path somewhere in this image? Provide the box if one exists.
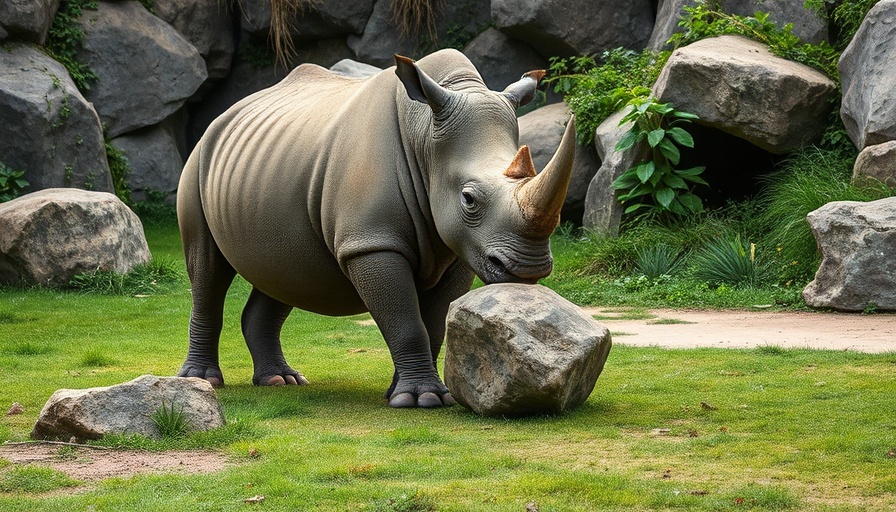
[584,308,896,353]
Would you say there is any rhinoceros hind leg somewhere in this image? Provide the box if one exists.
[242,287,307,386]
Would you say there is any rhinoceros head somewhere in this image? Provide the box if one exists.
[395,54,576,285]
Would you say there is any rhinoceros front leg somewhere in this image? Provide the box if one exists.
[345,252,453,408]
[241,287,309,386]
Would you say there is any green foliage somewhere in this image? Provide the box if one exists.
[151,401,188,439]
[691,235,771,288]
[805,0,883,50]
[0,162,30,202]
[546,48,670,145]
[64,258,182,295]
[371,492,437,512]
[137,0,155,13]
[634,244,686,280]
[104,141,132,204]
[758,144,895,284]
[669,1,840,80]
[0,465,80,493]
[130,190,179,227]
[611,97,707,217]
[240,39,277,69]
[44,0,98,92]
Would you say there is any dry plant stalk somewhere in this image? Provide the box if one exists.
[391,0,445,40]
[269,0,317,67]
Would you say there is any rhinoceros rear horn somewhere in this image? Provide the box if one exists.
[394,54,455,113]
[516,115,576,237]
[502,70,546,108]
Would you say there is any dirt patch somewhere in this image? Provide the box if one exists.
[586,308,896,353]
[0,443,229,483]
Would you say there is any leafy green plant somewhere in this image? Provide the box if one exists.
[105,141,132,204]
[691,235,770,287]
[130,190,178,227]
[64,258,182,295]
[151,401,188,439]
[611,96,707,216]
[669,1,840,80]
[546,48,670,145]
[43,0,99,92]
[634,244,686,279]
[0,162,29,202]
[805,0,883,50]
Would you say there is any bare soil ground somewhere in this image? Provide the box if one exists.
[586,308,896,353]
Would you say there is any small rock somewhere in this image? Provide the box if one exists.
[6,402,23,415]
[852,141,896,188]
[31,375,225,440]
[444,284,612,417]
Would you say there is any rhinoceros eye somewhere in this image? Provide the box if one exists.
[461,191,475,208]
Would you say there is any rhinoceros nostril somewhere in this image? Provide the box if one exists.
[488,255,505,270]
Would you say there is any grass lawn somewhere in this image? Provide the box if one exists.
[0,224,894,511]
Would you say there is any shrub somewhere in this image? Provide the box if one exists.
[805,0,883,50]
[611,97,707,217]
[0,162,30,202]
[634,244,686,280]
[691,234,771,287]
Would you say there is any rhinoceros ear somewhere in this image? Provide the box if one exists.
[394,54,454,113]
[502,70,546,108]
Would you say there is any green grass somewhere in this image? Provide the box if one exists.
[0,223,894,510]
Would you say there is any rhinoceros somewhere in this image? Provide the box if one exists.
[176,49,576,408]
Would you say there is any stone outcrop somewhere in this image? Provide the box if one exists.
[852,141,896,188]
[518,103,599,225]
[110,122,184,203]
[582,109,650,235]
[0,44,111,193]
[0,189,150,286]
[803,197,896,312]
[76,0,207,138]
[444,284,612,417]
[31,375,225,440]
[462,28,547,93]
[492,0,654,58]
[839,0,896,149]
[0,0,59,44]
[653,35,836,154]
[153,0,235,83]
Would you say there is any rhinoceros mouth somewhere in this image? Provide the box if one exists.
[480,250,552,285]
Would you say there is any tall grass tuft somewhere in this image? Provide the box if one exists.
[64,258,182,295]
[758,145,895,283]
[151,401,188,439]
[634,244,686,279]
[691,235,770,287]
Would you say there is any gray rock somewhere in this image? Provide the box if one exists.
[110,122,184,203]
[491,0,654,58]
[852,141,896,188]
[0,189,150,286]
[444,284,612,417]
[240,0,373,40]
[329,58,380,78]
[582,109,649,236]
[31,375,225,440]
[720,0,828,44]
[77,0,207,138]
[153,0,235,83]
[803,197,896,311]
[518,103,599,225]
[462,28,547,93]
[348,0,491,68]
[653,35,836,154]
[0,0,59,44]
[0,44,112,194]
[648,0,699,51]
[839,0,896,149]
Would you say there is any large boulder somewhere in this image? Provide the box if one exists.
[803,197,896,312]
[0,44,112,193]
[110,122,184,203]
[839,0,896,150]
[444,284,612,417]
[462,28,547,93]
[0,189,150,286]
[153,0,235,83]
[491,0,654,58]
[348,0,491,68]
[648,0,699,51]
[720,0,828,44]
[0,0,59,44]
[518,103,599,225]
[31,375,225,440]
[582,109,650,236]
[852,141,896,188]
[240,0,373,40]
[653,35,836,154]
[76,0,207,138]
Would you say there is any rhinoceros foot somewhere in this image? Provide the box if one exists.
[252,366,309,387]
[177,363,225,388]
[388,378,455,408]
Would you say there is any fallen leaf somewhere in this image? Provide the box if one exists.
[719,426,729,433]
[887,448,896,458]
[700,401,718,410]
[688,430,699,438]
[734,497,745,505]
[651,428,671,436]
[243,495,265,504]
[526,501,539,512]
[249,448,259,458]
[348,348,367,354]
[662,469,672,479]
[5,402,23,415]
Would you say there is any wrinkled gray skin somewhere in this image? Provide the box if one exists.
[177,49,576,408]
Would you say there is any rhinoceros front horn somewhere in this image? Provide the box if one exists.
[515,115,576,237]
